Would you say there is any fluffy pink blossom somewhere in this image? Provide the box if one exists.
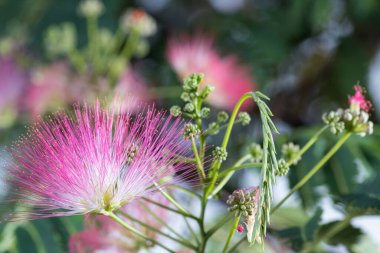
[69,194,170,253]
[22,61,71,117]
[113,68,150,112]
[166,34,256,111]
[6,102,193,220]
[348,85,372,112]
[0,56,28,126]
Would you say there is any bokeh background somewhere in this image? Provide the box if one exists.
[0,0,379,252]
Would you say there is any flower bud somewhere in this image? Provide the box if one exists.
[238,112,251,126]
[212,146,228,162]
[200,107,210,118]
[170,106,181,117]
[217,111,229,123]
[249,143,263,163]
[184,103,195,113]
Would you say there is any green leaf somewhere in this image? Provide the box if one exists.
[302,207,323,241]
[338,193,380,215]
[316,221,363,247]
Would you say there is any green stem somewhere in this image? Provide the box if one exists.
[218,163,261,178]
[206,212,233,238]
[206,93,253,197]
[271,132,352,214]
[105,212,175,253]
[222,214,242,253]
[121,28,140,63]
[142,197,196,219]
[302,214,354,253]
[140,202,188,242]
[119,211,196,250]
[209,155,252,198]
[23,223,46,253]
[191,137,206,180]
[87,15,98,63]
[171,185,202,200]
[154,183,192,216]
[288,125,328,166]
[183,217,200,246]
[227,237,245,253]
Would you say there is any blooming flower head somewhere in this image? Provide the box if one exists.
[22,61,71,117]
[112,68,150,113]
[166,34,256,111]
[120,8,157,36]
[348,84,372,112]
[5,102,193,220]
[69,194,170,252]
[0,56,28,127]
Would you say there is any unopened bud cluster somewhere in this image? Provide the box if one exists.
[205,111,229,136]
[322,108,373,137]
[227,189,257,217]
[170,74,213,120]
[212,146,228,162]
[182,123,200,139]
[275,142,300,176]
[127,143,138,163]
[78,0,104,17]
[238,112,251,126]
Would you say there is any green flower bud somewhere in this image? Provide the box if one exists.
[238,112,251,126]
[249,143,263,163]
[184,103,195,113]
[183,73,204,92]
[78,0,104,17]
[212,146,228,162]
[170,106,181,117]
[180,92,191,102]
[200,107,210,118]
[201,85,215,99]
[217,111,229,123]
[226,188,258,217]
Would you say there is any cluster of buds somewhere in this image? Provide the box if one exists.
[120,8,157,37]
[182,123,201,140]
[275,142,300,176]
[212,146,228,162]
[323,85,373,137]
[238,112,251,126]
[126,143,138,163]
[44,23,76,57]
[227,188,259,241]
[227,188,257,217]
[170,73,213,120]
[205,111,229,135]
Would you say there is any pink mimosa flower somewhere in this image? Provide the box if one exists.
[0,56,28,126]
[6,102,193,220]
[348,85,372,112]
[113,68,150,112]
[69,194,170,252]
[166,34,256,111]
[22,61,71,117]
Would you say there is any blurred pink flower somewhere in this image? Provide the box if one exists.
[69,194,170,253]
[166,34,256,111]
[113,68,150,112]
[0,56,28,126]
[22,61,71,117]
[6,102,194,220]
[348,85,372,112]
